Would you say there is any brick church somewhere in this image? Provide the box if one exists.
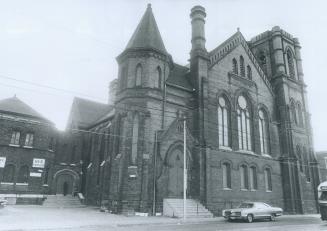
[0,4,319,215]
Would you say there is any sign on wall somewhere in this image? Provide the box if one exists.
[32,158,45,168]
[0,157,6,168]
[30,172,42,177]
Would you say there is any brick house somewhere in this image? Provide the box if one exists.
[60,4,320,215]
[0,96,56,203]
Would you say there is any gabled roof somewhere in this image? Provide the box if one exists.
[166,63,193,91]
[67,97,111,129]
[0,96,52,123]
[125,4,167,54]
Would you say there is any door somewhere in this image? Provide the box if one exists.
[63,182,69,196]
[168,149,184,198]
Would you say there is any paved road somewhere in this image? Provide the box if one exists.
[1,206,326,231]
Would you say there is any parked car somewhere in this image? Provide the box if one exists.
[0,199,7,209]
[222,202,283,223]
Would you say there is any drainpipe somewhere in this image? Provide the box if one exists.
[152,131,158,215]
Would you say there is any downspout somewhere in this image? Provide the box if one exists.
[152,131,158,215]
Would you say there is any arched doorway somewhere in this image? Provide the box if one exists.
[52,169,79,195]
[167,149,190,198]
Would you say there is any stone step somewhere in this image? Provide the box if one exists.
[163,199,213,218]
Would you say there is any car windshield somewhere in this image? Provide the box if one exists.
[238,203,254,208]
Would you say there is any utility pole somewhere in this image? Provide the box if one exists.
[183,116,187,221]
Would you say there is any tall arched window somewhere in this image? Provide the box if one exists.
[222,162,231,189]
[240,56,245,77]
[258,109,269,154]
[217,96,230,147]
[17,166,29,183]
[155,66,162,89]
[240,165,249,190]
[297,145,303,173]
[237,95,252,151]
[120,67,128,90]
[131,113,139,165]
[264,168,272,191]
[297,103,304,127]
[232,58,238,74]
[287,49,295,79]
[135,64,142,86]
[2,164,15,182]
[247,65,252,80]
[290,101,298,125]
[258,51,267,74]
[249,166,257,190]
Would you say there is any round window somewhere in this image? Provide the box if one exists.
[238,96,247,109]
[218,97,226,107]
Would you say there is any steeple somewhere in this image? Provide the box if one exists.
[125,4,167,54]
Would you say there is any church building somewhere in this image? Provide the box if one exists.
[63,4,320,215]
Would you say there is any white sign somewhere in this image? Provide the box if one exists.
[0,157,6,168]
[30,172,42,177]
[32,158,45,168]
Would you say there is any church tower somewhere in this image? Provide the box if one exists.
[111,4,172,213]
[249,26,319,213]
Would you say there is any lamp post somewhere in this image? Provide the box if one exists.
[183,116,187,221]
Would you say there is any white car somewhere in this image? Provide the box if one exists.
[222,202,283,223]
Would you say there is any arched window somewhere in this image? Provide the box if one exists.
[249,166,257,190]
[297,103,304,127]
[258,109,269,154]
[237,95,252,151]
[43,167,49,185]
[135,64,142,86]
[131,113,139,165]
[290,101,298,125]
[217,96,230,147]
[303,147,310,182]
[247,65,252,80]
[287,49,295,79]
[240,56,245,77]
[232,58,238,74]
[264,168,272,191]
[258,51,267,74]
[120,67,128,90]
[2,164,15,182]
[154,66,162,89]
[71,145,76,163]
[240,165,249,190]
[222,162,231,189]
[17,166,29,183]
[297,145,303,173]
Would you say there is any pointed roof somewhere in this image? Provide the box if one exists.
[125,4,167,54]
[0,96,52,123]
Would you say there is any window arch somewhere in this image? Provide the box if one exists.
[258,51,267,74]
[222,162,231,189]
[237,95,252,151]
[240,56,245,77]
[240,164,249,190]
[154,66,162,89]
[2,164,15,182]
[232,58,238,74]
[249,166,257,190]
[217,96,230,147]
[247,65,252,80]
[287,49,295,79]
[17,165,29,183]
[131,113,139,165]
[264,168,272,191]
[258,109,269,154]
[297,103,304,127]
[135,64,142,86]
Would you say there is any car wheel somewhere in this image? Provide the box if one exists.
[270,214,276,221]
[246,214,254,223]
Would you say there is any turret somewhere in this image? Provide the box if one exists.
[190,6,206,52]
[271,26,286,76]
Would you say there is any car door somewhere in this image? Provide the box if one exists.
[254,203,267,218]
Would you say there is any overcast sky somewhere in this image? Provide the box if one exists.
[0,0,326,151]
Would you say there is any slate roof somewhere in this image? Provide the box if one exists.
[166,63,193,91]
[68,97,112,128]
[0,96,52,123]
[125,4,167,54]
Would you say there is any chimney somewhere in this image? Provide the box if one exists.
[108,79,118,105]
[190,5,206,52]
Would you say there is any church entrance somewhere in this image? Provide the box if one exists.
[63,182,69,196]
[168,149,187,198]
[52,169,80,196]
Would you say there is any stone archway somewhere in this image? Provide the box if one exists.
[52,169,80,196]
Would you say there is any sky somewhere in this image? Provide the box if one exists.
[0,0,326,151]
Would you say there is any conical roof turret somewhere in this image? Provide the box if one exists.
[125,4,167,54]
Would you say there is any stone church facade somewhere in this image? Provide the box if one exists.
[60,4,320,215]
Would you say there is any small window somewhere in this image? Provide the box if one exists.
[24,133,34,147]
[287,49,295,79]
[49,137,54,151]
[222,163,231,189]
[2,164,15,182]
[135,64,142,86]
[264,168,272,191]
[249,166,257,190]
[240,165,249,190]
[17,166,29,183]
[240,56,245,77]
[247,65,252,80]
[232,58,238,74]
[10,131,20,145]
